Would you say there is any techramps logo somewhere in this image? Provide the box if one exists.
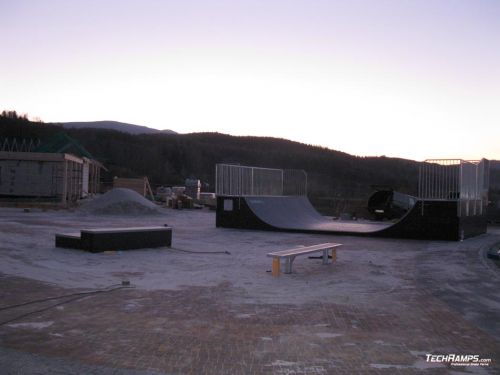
[426,353,491,367]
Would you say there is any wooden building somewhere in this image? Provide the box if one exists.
[0,133,105,205]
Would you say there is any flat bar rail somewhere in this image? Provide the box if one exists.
[267,242,342,276]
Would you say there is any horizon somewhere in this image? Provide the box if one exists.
[1,0,499,161]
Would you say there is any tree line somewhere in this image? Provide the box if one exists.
[1,113,498,212]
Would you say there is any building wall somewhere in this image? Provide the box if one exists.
[88,162,101,195]
[0,152,103,203]
[82,162,90,197]
[65,160,83,202]
[0,160,64,197]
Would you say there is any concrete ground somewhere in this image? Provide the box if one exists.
[0,207,499,374]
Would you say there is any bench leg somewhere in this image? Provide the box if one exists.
[272,257,281,277]
[284,256,295,274]
[331,248,337,263]
[322,250,329,265]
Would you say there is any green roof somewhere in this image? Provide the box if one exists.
[34,132,93,159]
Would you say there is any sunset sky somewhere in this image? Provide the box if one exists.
[1,0,499,161]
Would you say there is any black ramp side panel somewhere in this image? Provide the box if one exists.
[374,200,460,240]
[216,197,273,230]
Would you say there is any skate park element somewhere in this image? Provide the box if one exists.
[367,187,417,220]
[215,160,489,241]
[267,243,342,276]
[56,226,172,252]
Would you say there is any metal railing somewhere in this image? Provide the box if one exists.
[418,159,461,200]
[418,159,489,216]
[215,164,307,197]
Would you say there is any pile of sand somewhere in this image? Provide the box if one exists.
[79,188,162,215]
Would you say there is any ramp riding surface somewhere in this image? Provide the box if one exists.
[245,196,388,233]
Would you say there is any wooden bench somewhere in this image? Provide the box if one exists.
[267,242,342,276]
[56,226,172,253]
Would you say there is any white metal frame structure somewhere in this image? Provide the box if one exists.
[418,159,489,217]
[215,164,307,197]
[1,137,40,152]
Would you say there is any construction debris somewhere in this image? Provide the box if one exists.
[79,188,162,215]
[113,177,154,201]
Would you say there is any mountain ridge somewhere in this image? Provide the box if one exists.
[61,120,176,135]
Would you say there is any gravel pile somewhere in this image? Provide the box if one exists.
[79,188,161,215]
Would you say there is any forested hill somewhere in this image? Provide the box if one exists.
[0,114,419,199]
[2,113,497,203]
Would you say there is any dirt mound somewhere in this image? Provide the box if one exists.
[80,188,162,215]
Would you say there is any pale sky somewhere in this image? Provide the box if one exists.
[1,0,499,161]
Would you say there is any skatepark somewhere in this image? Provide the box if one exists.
[216,160,489,241]
[0,160,499,374]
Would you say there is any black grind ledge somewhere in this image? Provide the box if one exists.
[56,226,172,253]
